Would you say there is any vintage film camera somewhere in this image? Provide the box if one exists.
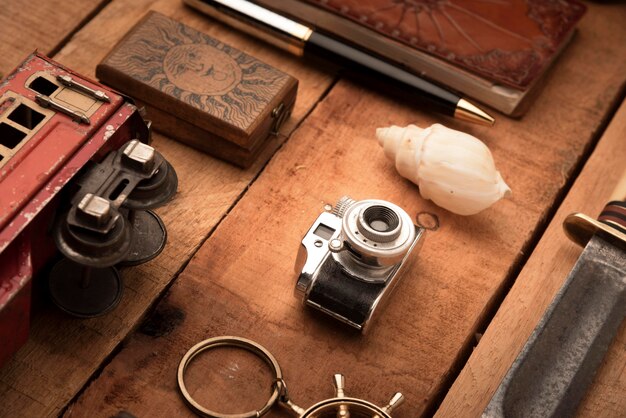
[0,53,177,367]
[295,197,424,331]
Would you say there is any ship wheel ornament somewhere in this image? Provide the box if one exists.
[178,336,405,417]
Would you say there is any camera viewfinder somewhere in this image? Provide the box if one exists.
[313,223,335,240]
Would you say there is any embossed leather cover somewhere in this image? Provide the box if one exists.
[97,11,298,167]
[299,0,586,89]
[251,0,585,115]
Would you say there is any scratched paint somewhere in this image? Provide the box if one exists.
[0,52,150,366]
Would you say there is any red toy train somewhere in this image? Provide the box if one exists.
[0,53,177,367]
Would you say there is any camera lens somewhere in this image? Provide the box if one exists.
[340,198,418,268]
[363,206,399,232]
[357,204,402,243]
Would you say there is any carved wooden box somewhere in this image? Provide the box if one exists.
[97,11,298,167]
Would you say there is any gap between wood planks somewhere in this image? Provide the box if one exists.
[60,55,625,418]
[46,1,112,58]
[34,3,625,414]
[422,82,626,418]
[58,71,341,416]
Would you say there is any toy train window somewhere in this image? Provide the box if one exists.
[0,122,27,149]
[8,104,45,129]
[0,96,51,169]
[29,76,59,96]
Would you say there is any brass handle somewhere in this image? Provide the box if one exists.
[564,168,626,248]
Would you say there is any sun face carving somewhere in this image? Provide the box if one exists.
[105,13,289,129]
[163,44,242,96]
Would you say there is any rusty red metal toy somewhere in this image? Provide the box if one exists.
[0,53,177,368]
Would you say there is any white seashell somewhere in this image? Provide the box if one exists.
[376,123,511,216]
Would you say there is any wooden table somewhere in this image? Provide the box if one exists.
[0,1,624,417]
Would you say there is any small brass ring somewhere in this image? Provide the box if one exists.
[177,336,283,418]
[273,378,289,402]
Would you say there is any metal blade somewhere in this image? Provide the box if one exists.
[484,235,626,418]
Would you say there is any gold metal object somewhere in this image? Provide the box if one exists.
[57,74,111,102]
[333,374,350,418]
[35,94,90,124]
[563,212,626,250]
[381,393,405,413]
[177,336,404,417]
[270,102,289,135]
[177,336,282,418]
[184,0,312,56]
[564,168,626,250]
[454,98,495,126]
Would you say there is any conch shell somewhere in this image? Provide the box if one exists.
[376,124,511,216]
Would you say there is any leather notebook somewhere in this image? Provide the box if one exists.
[253,0,586,116]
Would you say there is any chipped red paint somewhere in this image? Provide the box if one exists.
[0,52,149,367]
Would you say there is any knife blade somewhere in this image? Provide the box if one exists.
[483,173,626,418]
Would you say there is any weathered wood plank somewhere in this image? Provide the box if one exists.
[63,2,626,417]
[0,0,107,76]
[436,99,626,417]
[0,0,334,416]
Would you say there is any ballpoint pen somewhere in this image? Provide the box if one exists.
[184,0,495,126]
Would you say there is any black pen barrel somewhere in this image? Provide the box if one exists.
[305,31,460,117]
[184,0,496,123]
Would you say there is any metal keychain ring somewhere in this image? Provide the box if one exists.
[177,336,283,418]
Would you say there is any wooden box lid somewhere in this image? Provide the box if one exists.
[96,11,298,167]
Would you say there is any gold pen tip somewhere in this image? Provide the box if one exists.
[454,99,495,126]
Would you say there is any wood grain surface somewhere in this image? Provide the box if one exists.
[59,2,626,417]
[437,100,626,418]
[0,0,625,417]
[0,0,334,416]
[0,0,107,76]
